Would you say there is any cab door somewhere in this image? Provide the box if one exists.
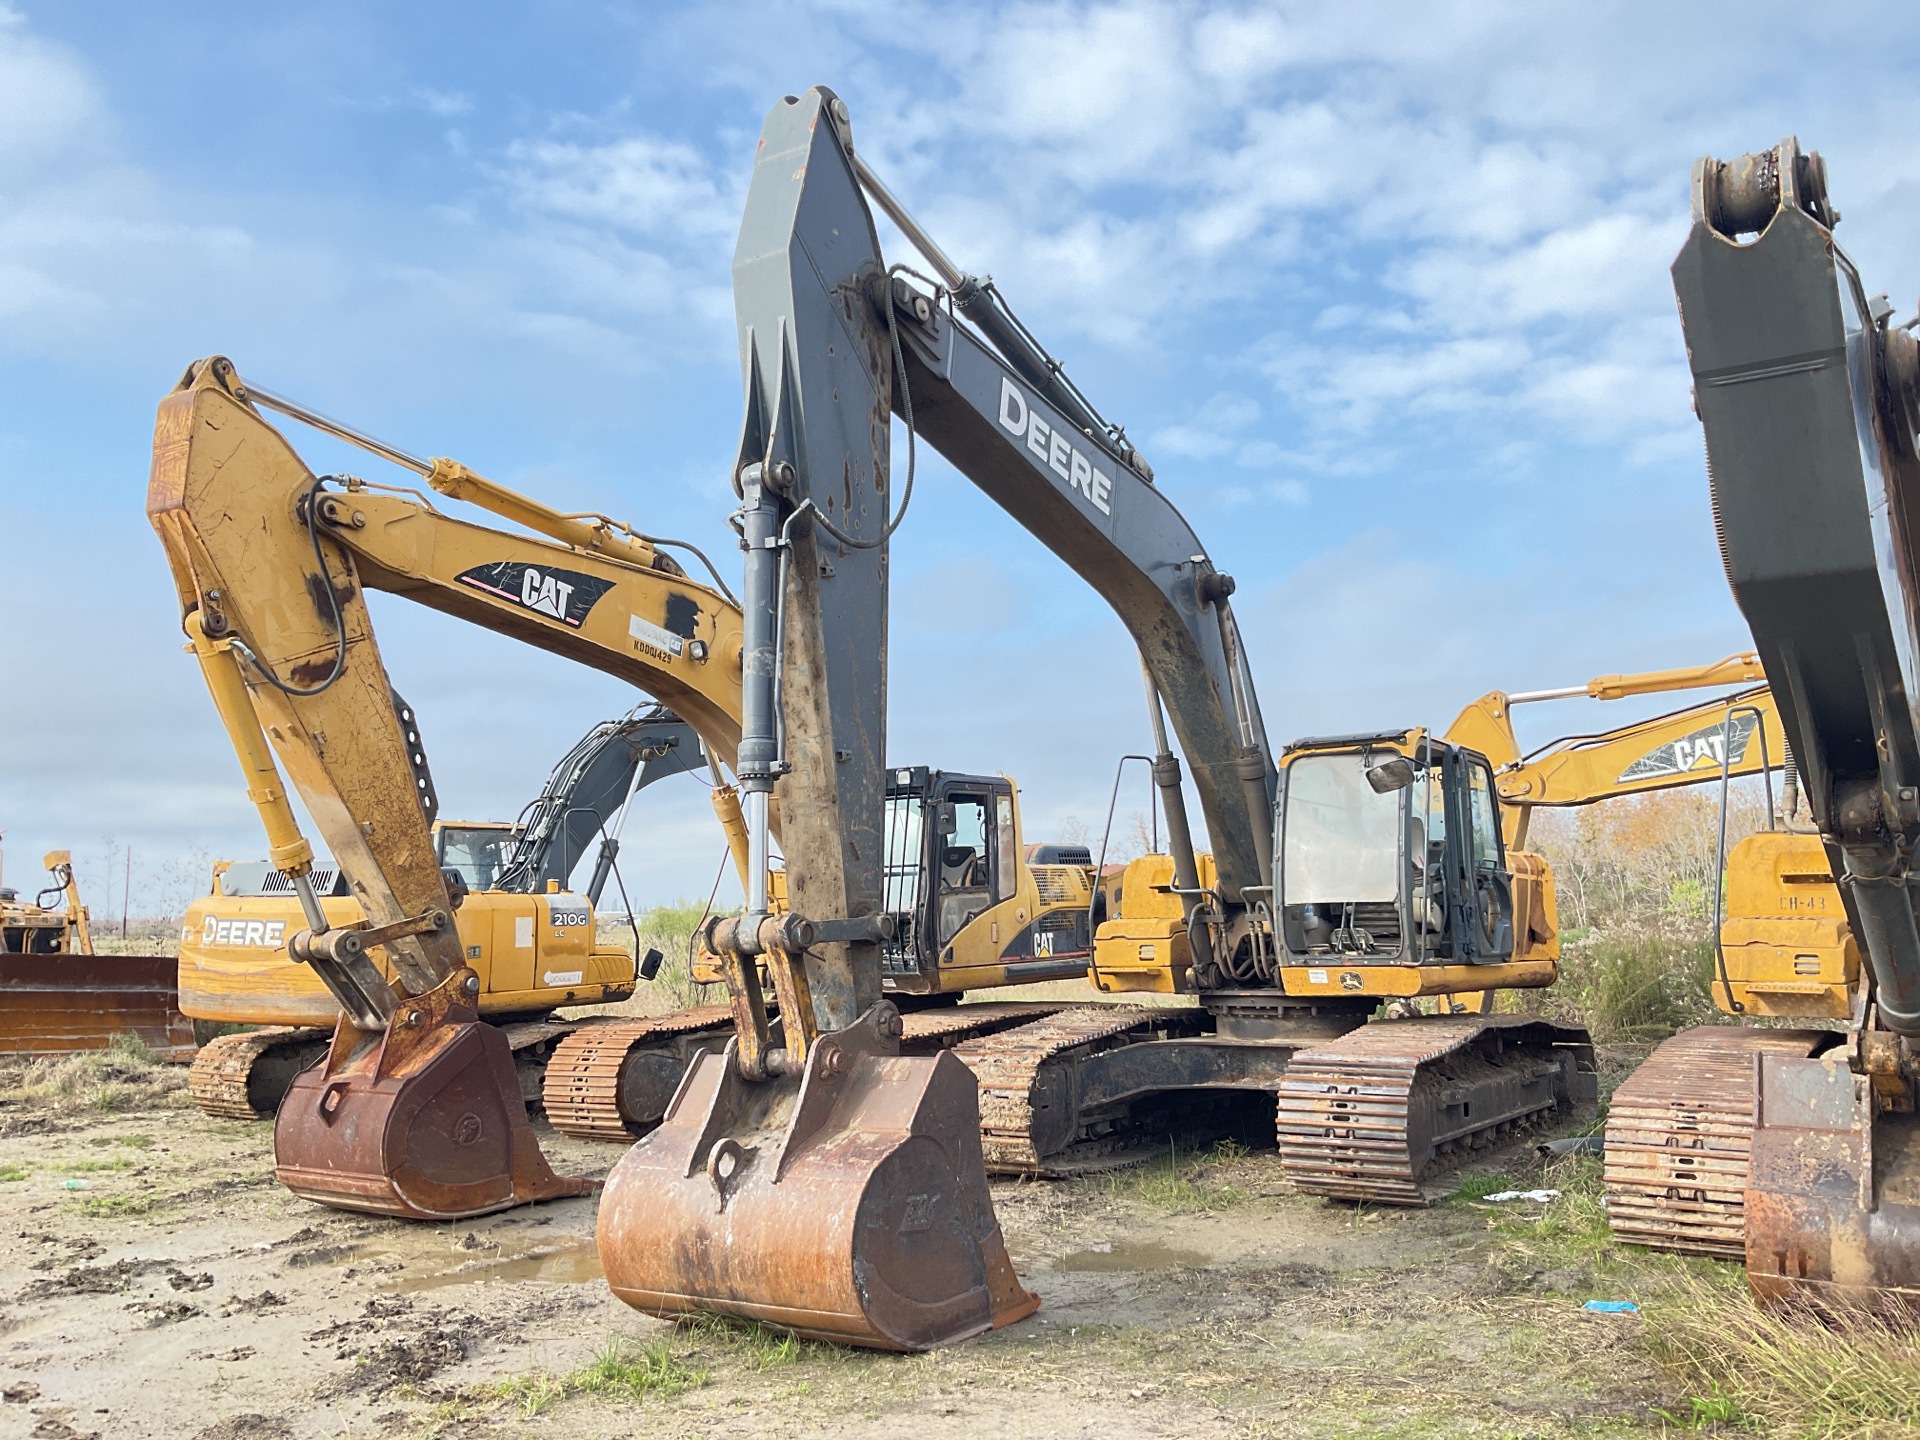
[1445,749,1515,962]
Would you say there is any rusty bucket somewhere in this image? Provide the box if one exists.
[275,967,591,1219]
[1746,1049,1920,1310]
[598,1003,1039,1351]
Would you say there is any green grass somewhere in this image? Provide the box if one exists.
[1084,1138,1251,1213]
[53,1158,133,1174]
[0,1046,186,1114]
[1647,1283,1920,1439]
[486,1372,563,1417]
[1552,930,1719,1044]
[600,898,728,1011]
[1652,1382,1752,1431]
[568,1337,707,1400]
[106,1032,154,1063]
[88,1133,153,1150]
[1447,1172,1522,1203]
[679,1314,808,1370]
[482,1336,708,1416]
[1483,1156,1615,1267]
[0,1164,27,1182]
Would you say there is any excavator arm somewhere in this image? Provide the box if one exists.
[147,357,746,1220]
[1440,662,1785,848]
[1672,137,1920,1306]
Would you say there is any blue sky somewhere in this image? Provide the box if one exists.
[4,1,1918,918]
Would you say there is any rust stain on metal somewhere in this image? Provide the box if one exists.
[274,966,591,1220]
[1605,1025,1828,1259]
[0,954,197,1061]
[1746,1048,1920,1311]
[600,1007,1038,1351]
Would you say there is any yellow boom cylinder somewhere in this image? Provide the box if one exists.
[183,610,315,879]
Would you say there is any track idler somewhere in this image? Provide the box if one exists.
[598,999,1039,1351]
[274,966,591,1219]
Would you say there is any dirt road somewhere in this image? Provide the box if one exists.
[0,1052,1713,1440]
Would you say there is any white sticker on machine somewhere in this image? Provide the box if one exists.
[514,917,534,949]
[1308,968,1328,985]
[628,614,686,658]
[542,970,584,987]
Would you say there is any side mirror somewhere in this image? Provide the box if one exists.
[936,804,957,838]
[1366,757,1417,794]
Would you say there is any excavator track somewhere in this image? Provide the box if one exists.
[188,1027,332,1119]
[1275,1016,1598,1205]
[1604,1025,1832,1258]
[542,1007,735,1141]
[543,1001,1070,1142]
[954,1005,1180,1175]
[190,1015,646,1123]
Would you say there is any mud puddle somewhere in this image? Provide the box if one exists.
[299,1230,603,1292]
[1048,1240,1209,1272]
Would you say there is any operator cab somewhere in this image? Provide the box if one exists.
[434,821,522,893]
[1276,732,1514,967]
[881,767,1019,976]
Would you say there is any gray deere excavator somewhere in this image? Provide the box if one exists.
[596,86,1597,1350]
[1666,137,1920,1307]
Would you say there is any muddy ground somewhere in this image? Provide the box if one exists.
[0,1049,1728,1440]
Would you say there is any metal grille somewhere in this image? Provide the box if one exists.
[1347,901,1401,950]
[881,795,927,976]
[1030,866,1084,906]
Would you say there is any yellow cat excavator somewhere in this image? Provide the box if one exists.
[148,359,744,1217]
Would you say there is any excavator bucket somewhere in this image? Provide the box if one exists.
[598,1005,1038,1351]
[0,953,197,1061]
[275,967,591,1219]
[1746,1050,1920,1310]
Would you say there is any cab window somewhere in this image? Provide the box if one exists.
[1468,763,1502,870]
[1280,753,1402,905]
[437,827,514,891]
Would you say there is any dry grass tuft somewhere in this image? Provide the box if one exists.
[1648,1280,1920,1437]
[0,1038,189,1114]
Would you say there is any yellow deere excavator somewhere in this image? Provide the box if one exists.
[148,358,1099,1217]
[1282,652,1860,1253]
[0,848,196,1059]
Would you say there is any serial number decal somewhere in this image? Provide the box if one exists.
[542,970,585,987]
[455,561,614,628]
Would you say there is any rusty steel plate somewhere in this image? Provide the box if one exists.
[0,953,197,1061]
[1604,1026,1830,1259]
[1746,1049,1920,1311]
